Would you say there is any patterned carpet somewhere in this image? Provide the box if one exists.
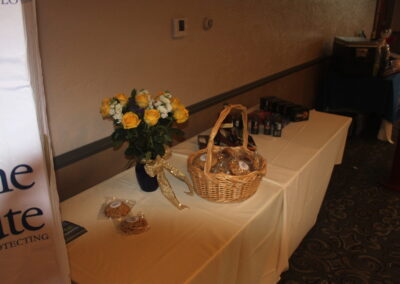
[279,135,400,283]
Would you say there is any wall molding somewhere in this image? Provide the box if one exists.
[53,56,328,170]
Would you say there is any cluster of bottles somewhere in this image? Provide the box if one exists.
[249,96,310,137]
[197,99,309,150]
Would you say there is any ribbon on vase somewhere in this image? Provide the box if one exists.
[144,148,194,210]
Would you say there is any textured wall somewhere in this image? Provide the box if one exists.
[36,0,376,156]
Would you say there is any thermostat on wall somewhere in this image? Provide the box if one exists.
[172,18,187,38]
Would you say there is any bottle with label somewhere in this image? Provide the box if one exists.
[273,121,282,137]
[260,96,276,112]
[250,115,259,135]
[264,119,272,135]
[231,112,243,144]
[232,112,243,130]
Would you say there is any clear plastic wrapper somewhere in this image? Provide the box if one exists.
[211,148,260,175]
[101,197,136,219]
[228,159,251,175]
[193,152,217,170]
[193,143,263,176]
[119,212,150,235]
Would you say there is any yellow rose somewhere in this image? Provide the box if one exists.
[173,106,189,124]
[144,109,161,126]
[122,112,141,129]
[170,97,181,111]
[100,98,111,117]
[135,93,149,108]
[114,93,128,106]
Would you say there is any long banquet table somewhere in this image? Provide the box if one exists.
[61,110,351,283]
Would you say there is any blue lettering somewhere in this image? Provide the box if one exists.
[0,219,9,239]
[0,164,35,193]
[22,207,44,231]
[0,207,45,240]
[11,164,35,190]
[0,169,12,194]
[5,209,24,235]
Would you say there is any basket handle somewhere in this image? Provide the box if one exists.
[204,104,249,175]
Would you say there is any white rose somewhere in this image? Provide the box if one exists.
[160,96,170,104]
[157,105,167,114]
[161,112,168,119]
[113,113,122,122]
[165,103,172,112]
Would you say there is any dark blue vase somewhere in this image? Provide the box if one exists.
[135,163,159,192]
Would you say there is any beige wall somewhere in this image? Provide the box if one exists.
[36,0,376,157]
[56,63,324,201]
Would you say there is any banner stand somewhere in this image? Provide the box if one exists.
[0,1,70,283]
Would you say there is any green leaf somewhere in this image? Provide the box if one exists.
[163,134,172,144]
[111,128,125,141]
[153,134,162,143]
[126,128,138,140]
[154,143,165,158]
[125,146,136,157]
[112,139,124,149]
[135,134,146,147]
[131,89,137,98]
[157,125,168,135]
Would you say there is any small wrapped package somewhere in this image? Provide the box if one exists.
[103,198,135,219]
[194,152,218,170]
[228,159,252,175]
[120,212,150,235]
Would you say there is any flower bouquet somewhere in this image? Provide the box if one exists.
[100,89,193,210]
[100,89,189,161]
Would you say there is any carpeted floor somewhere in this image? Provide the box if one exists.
[279,134,400,283]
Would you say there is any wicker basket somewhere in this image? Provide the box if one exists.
[187,104,267,203]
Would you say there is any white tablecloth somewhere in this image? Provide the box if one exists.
[62,154,285,284]
[61,110,351,283]
[173,110,351,269]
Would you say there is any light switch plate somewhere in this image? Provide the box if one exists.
[172,18,187,38]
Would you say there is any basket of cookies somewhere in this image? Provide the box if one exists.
[187,104,266,203]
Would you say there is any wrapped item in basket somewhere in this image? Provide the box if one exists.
[187,104,267,203]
